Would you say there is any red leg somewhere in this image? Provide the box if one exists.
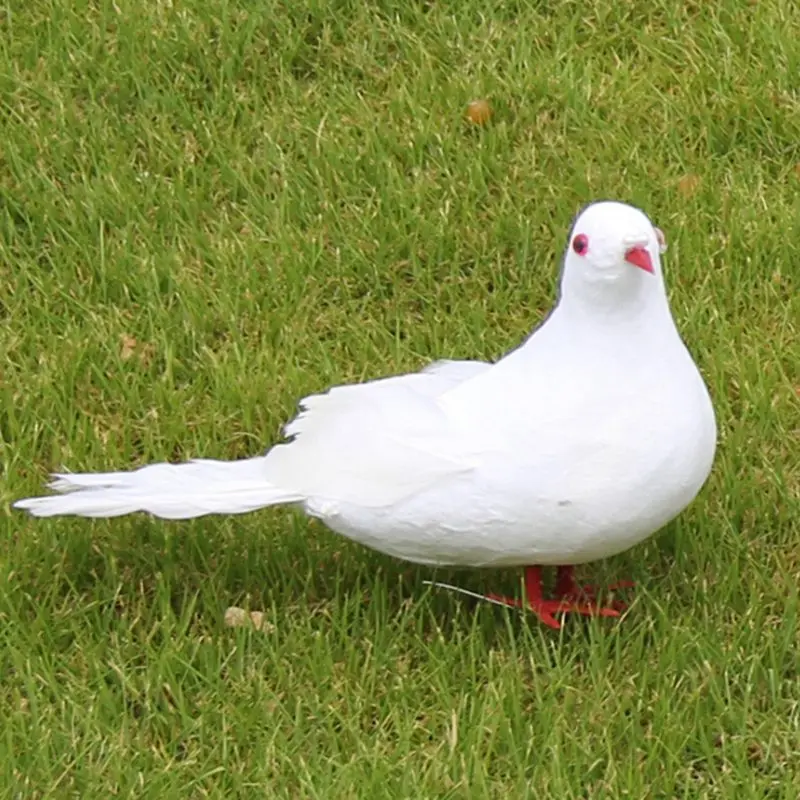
[554,565,633,611]
[486,566,622,629]
[486,566,563,628]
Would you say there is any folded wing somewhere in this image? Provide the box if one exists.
[263,359,491,508]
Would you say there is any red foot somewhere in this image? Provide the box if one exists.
[485,592,618,629]
[554,566,634,612]
[485,566,630,629]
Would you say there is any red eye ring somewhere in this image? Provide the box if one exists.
[572,234,589,255]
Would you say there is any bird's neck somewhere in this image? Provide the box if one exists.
[553,276,676,337]
[518,288,681,364]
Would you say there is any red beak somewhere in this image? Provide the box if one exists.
[625,246,654,274]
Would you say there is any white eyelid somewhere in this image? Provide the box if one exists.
[655,227,667,253]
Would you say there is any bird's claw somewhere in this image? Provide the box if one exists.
[484,592,622,630]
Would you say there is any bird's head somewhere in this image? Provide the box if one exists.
[559,201,668,311]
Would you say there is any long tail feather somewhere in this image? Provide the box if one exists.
[13,457,303,519]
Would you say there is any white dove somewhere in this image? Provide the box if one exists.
[15,201,717,628]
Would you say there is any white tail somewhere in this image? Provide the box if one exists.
[14,360,493,522]
[13,457,303,519]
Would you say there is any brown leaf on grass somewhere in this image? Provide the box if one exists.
[794,163,800,179]
[120,335,156,365]
[120,334,137,361]
[466,99,491,125]
[746,741,764,763]
[677,174,701,197]
[224,606,275,633]
[138,342,155,366]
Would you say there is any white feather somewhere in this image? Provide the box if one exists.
[14,458,301,519]
[14,361,488,520]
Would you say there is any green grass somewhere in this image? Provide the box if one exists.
[1,0,799,795]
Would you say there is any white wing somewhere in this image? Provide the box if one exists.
[418,359,491,388]
[262,360,491,508]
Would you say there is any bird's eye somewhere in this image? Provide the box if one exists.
[572,234,589,255]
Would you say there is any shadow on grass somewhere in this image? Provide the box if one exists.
[6,508,694,655]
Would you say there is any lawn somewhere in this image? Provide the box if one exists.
[1,0,799,796]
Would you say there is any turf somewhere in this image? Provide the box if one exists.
[1,0,799,796]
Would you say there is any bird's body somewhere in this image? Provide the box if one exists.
[15,201,717,627]
[316,333,715,569]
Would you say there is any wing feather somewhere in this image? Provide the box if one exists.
[264,360,491,508]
